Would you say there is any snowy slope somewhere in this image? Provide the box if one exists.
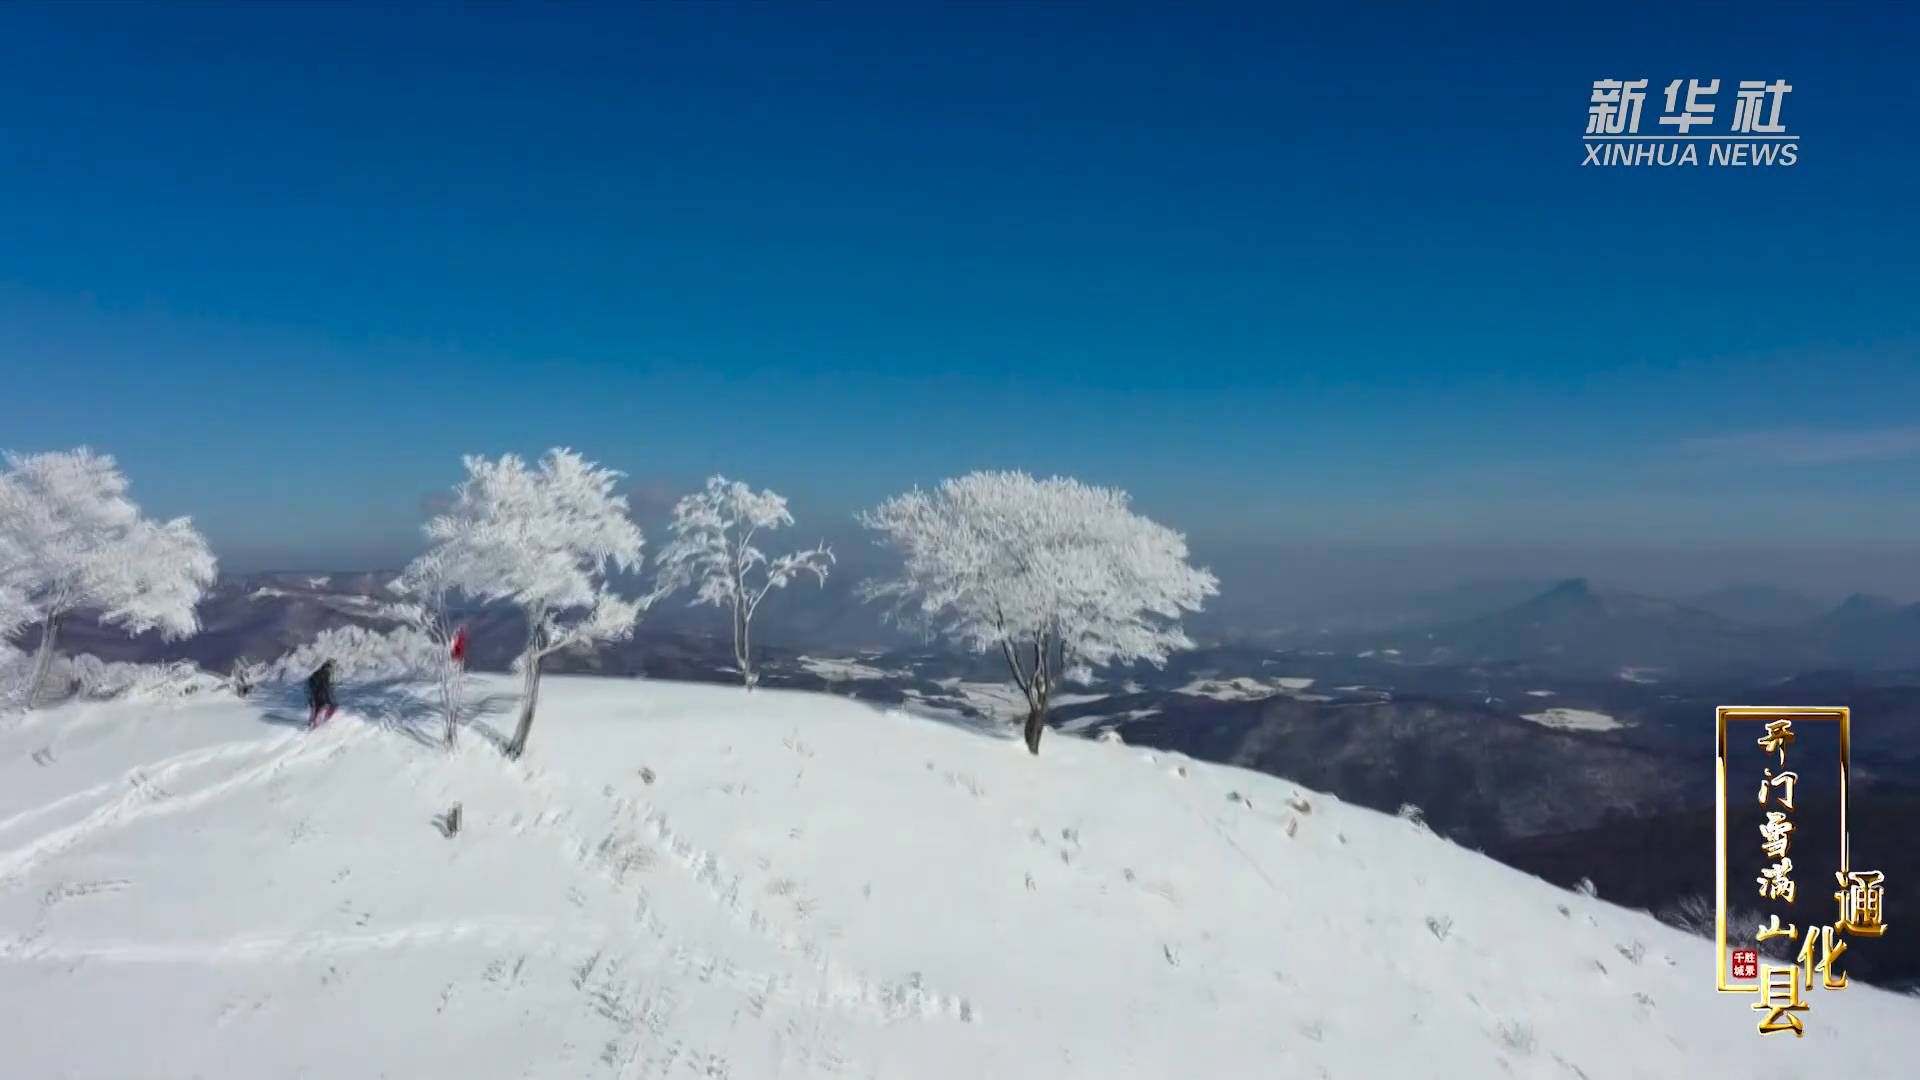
[1,675,1911,1079]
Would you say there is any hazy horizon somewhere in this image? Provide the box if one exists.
[217,532,1920,610]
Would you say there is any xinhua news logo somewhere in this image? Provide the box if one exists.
[1585,79,1798,168]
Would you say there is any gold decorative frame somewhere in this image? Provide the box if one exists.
[1715,706,1849,992]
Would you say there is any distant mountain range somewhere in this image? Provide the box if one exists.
[1339,578,1920,678]
[1686,583,1829,626]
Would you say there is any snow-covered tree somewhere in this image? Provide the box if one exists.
[0,579,29,711]
[422,449,645,759]
[860,471,1219,755]
[0,580,32,649]
[63,654,225,701]
[274,623,441,685]
[0,448,218,708]
[387,552,466,747]
[653,476,833,689]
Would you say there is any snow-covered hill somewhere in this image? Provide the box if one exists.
[1,676,1910,1078]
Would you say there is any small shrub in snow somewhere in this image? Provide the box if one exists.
[1397,802,1433,834]
[69,655,223,700]
[1496,1019,1536,1056]
[1655,894,1797,960]
[1426,915,1453,941]
[7,653,224,706]
[1654,893,1715,935]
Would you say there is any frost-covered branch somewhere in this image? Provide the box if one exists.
[653,476,833,688]
[537,589,645,659]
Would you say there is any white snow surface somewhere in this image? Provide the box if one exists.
[1521,707,1623,732]
[1178,675,1320,702]
[796,656,901,683]
[929,678,1102,718]
[248,586,390,616]
[1055,708,1160,735]
[1,675,1910,1078]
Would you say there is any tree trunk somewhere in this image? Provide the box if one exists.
[737,604,755,690]
[505,645,542,760]
[1024,703,1047,755]
[440,657,460,750]
[26,611,61,709]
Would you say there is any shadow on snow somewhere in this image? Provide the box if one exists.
[251,678,516,752]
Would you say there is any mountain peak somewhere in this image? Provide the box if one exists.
[1515,578,1604,617]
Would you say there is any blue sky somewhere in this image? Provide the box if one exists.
[1,1,1915,580]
